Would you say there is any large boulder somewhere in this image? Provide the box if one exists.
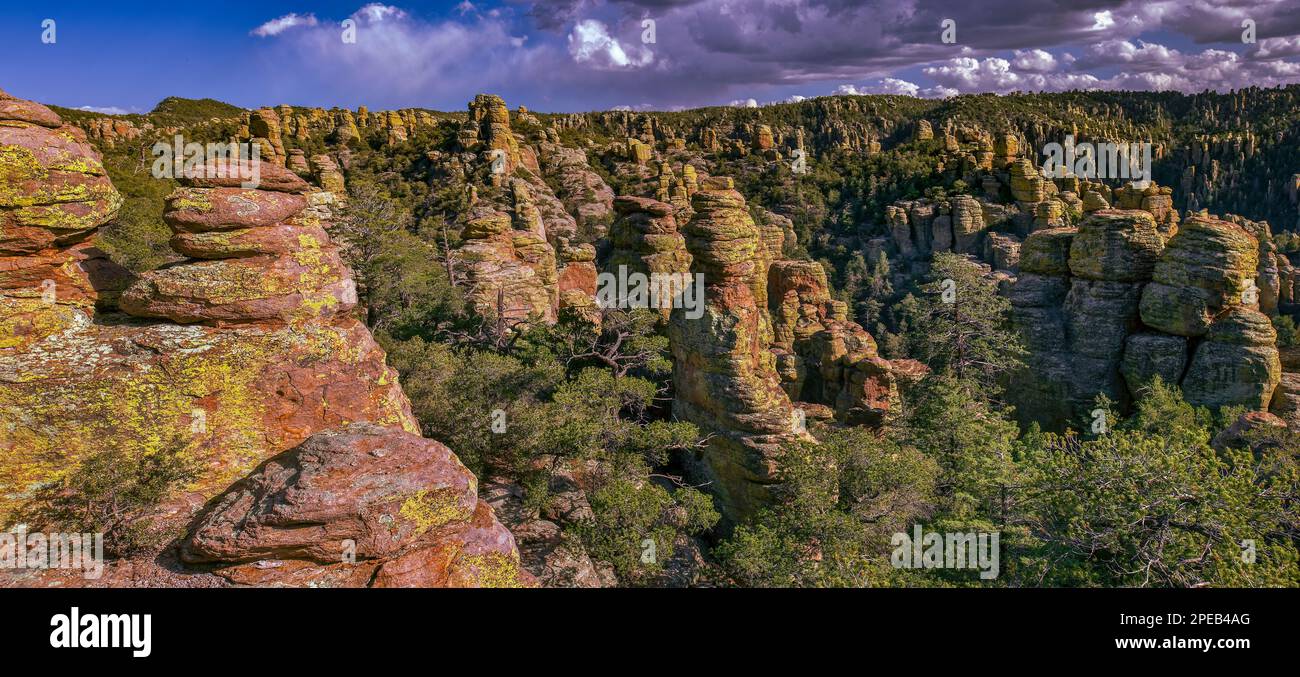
[1068,210,1163,282]
[1139,215,1258,337]
[181,424,526,587]
[1182,306,1281,410]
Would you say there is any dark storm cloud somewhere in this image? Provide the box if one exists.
[252,0,1300,111]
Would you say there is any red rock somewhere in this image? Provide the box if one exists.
[164,187,309,232]
[171,223,330,259]
[557,261,597,297]
[0,89,62,128]
[183,158,311,194]
[182,424,528,588]
[119,249,357,324]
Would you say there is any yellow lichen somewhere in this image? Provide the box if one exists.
[398,488,470,534]
[459,552,527,588]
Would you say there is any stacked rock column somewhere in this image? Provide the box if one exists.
[120,160,357,325]
[0,89,122,351]
[668,177,800,523]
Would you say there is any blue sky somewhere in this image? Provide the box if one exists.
[3,1,1300,114]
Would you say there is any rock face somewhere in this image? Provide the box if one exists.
[182,424,527,587]
[767,259,905,425]
[1011,207,1281,428]
[540,143,614,229]
[1181,306,1280,410]
[607,196,692,320]
[1,88,124,351]
[0,90,521,588]
[1139,215,1258,337]
[668,177,800,523]
[1010,211,1160,428]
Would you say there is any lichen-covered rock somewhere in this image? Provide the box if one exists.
[121,166,357,325]
[120,249,356,324]
[1,92,123,351]
[1181,306,1280,410]
[1064,278,1144,402]
[180,424,526,588]
[1068,210,1163,282]
[1019,227,1076,275]
[985,232,1021,272]
[1139,215,1258,337]
[1269,372,1300,428]
[1120,332,1188,397]
[669,177,800,523]
[162,187,308,232]
[0,316,419,525]
[607,197,692,320]
[182,157,310,194]
[452,212,558,324]
[1009,159,1046,203]
[539,143,614,228]
[950,195,987,255]
[170,223,331,259]
[0,102,122,254]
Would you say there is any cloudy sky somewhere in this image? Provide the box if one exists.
[3,0,1300,114]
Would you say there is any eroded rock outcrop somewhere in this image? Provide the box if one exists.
[119,160,357,324]
[1139,214,1258,337]
[1010,210,1162,428]
[1011,205,1281,428]
[452,211,558,324]
[668,177,801,522]
[0,91,521,588]
[0,88,124,351]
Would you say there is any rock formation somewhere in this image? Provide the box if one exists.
[1011,209,1281,428]
[0,88,123,351]
[606,196,692,321]
[668,177,801,522]
[452,211,558,324]
[0,91,523,587]
[181,424,527,587]
[120,160,357,324]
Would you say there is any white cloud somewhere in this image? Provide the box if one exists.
[1092,10,1115,30]
[924,56,1102,93]
[76,105,132,115]
[568,19,653,70]
[836,78,921,97]
[354,4,406,23]
[1012,49,1058,73]
[251,13,319,37]
[1249,36,1300,61]
[729,98,759,107]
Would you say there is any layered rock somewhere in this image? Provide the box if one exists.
[0,91,520,588]
[1010,211,1162,428]
[0,88,124,351]
[767,260,905,425]
[1181,306,1280,410]
[452,211,558,324]
[1012,204,1282,427]
[119,161,357,325]
[607,196,692,321]
[1139,215,1258,337]
[668,177,800,522]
